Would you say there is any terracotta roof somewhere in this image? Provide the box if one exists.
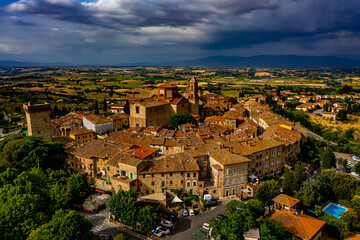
[123,145,158,159]
[272,194,300,207]
[70,128,94,136]
[210,148,250,166]
[170,97,188,105]
[158,83,178,88]
[72,140,120,159]
[111,174,136,184]
[271,211,325,240]
[109,112,129,120]
[204,116,225,123]
[223,138,285,156]
[84,114,112,124]
[223,111,244,120]
[107,152,143,167]
[260,125,301,145]
[346,233,360,240]
[136,100,169,108]
[211,164,223,171]
[139,152,198,174]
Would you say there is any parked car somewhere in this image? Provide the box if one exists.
[182,209,189,217]
[166,214,176,221]
[216,214,228,220]
[189,209,195,216]
[161,220,174,228]
[157,226,171,235]
[152,229,163,237]
[207,198,217,203]
[352,156,360,162]
[202,223,210,231]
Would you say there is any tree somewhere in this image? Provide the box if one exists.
[259,218,290,240]
[322,148,335,169]
[341,211,358,231]
[299,181,322,208]
[351,195,360,215]
[246,200,265,218]
[102,98,107,112]
[67,173,92,206]
[0,185,48,240]
[317,170,360,201]
[319,214,349,239]
[314,205,322,216]
[114,234,128,240]
[94,100,99,114]
[137,205,158,233]
[293,161,307,187]
[355,162,360,175]
[0,134,65,171]
[123,100,130,114]
[257,179,280,209]
[210,208,256,240]
[109,190,138,228]
[27,209,93,240]
[337,109,348,122]
[281,169,295,195]
[225,200,245,214]
[169,114,196,129]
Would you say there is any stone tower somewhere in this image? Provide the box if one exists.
[23,102,52,142]
[188,77,200,115]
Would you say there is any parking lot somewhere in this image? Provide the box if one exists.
[169,198,231,240]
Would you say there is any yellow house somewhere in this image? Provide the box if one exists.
[109,113,129,130]
[70,128,95,143]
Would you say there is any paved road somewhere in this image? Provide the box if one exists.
[169,198,232,240]
[82,205,146,240]
[82,198,234,240]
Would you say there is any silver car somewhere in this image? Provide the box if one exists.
[161,220,174,228]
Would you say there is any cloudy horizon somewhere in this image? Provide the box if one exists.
[0,0,360,64]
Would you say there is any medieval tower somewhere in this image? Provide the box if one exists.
[23,102,52,142]
[188,77,200,115]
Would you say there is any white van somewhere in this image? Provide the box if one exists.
[203,194,213,201]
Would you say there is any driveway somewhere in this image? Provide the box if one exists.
[169,198,232,240]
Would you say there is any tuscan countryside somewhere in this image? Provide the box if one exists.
[1,1,360,240]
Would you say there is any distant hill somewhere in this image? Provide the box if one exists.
[166,55,360,68]
[0,60,76,67]
[1,55,360,68]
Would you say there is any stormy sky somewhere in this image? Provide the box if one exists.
[0,0,360,64]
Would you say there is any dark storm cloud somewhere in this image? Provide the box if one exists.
[3,0,279,28]
[3,0,96,25]
[1,0,360,63]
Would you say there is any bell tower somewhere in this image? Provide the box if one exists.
[189,76,199,100]
[188,77,200,115]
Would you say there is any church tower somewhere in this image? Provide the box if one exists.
[189,76,199,100]
[23,102,52,142]
[188,77,200,115]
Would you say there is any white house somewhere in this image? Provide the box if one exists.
[83,114,113,134]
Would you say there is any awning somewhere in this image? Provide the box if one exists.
[172,195,183,203]
[242,189,251,194]
[249,175,258,180]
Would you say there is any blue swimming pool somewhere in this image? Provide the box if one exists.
[323,203,347,218]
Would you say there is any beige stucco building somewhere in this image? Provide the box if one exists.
[129,78,200,128]
[23,102,52,142]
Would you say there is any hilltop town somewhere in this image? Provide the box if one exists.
[1,68,360,240]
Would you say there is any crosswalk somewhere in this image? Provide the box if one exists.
[92,218,108,233]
